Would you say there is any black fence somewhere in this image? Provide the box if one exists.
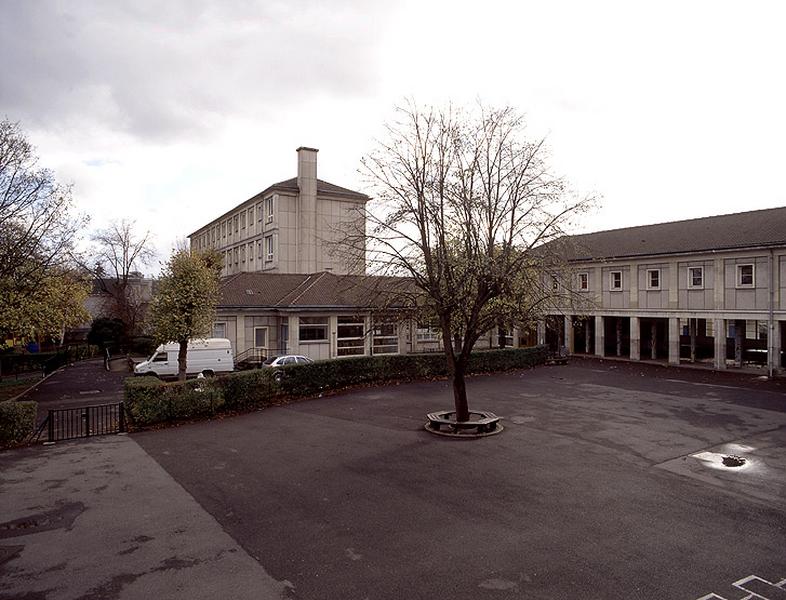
[33,402,126,443]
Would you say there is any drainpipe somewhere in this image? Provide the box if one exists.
[768,249,775,379]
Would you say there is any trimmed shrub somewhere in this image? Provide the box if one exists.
[124,376,224,426]
[123,346,547,428]
[0,400,38,447]
[216,368,280,411]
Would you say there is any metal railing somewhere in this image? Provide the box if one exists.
[32,402,126,443]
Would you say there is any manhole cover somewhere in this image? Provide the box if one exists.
[722,454,746,468]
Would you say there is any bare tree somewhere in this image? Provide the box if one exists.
[348,102,594,422]
[89,219,155,336]
[0,119,85,292]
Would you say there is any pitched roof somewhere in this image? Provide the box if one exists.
[264,177,369,201]
[218,271,415,309]
[564,206,786,261]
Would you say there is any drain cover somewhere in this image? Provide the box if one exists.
[722,455,746,468]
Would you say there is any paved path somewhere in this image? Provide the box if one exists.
[0,436,291,599]
[2,360,785,599]
[21,359,127,422]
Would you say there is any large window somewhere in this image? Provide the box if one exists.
[688,266,704,289]
[372,321,398,355]
[213,322,227,338]
[266,236,274,261]
[609,271,622,291]
[266,197,274,223]
[737,264,755,287]
[299,317,328,342]
[646,268,661,290]
[337,316,365,356]
[416,322,440,342]
[578,272,589,291]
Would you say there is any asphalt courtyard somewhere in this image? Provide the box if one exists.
[2,359,786,599]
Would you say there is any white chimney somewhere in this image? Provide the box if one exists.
[296,147,318,272]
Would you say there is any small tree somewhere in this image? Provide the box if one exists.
[350,102,593,422]
[149,249,221,381]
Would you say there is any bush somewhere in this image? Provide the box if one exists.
[124,376,224,426]
[123,346,548,428]
[0,400,38,447]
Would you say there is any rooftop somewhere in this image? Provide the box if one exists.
[564,206,786,261]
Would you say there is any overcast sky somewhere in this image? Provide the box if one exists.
[2,0,784,271]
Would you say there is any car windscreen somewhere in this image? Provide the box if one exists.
[263,356,278,365]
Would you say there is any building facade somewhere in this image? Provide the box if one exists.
[543,207,786,376]
[188,147,368,277]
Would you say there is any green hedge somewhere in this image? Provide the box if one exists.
[124,346,547,428]
[0,400,38,447]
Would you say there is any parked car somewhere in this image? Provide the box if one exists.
[262,355,313,381]
[134,338,234,378]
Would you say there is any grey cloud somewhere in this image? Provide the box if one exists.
[0,0,388,142]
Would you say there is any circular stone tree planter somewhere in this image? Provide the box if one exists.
[424,410,503,438]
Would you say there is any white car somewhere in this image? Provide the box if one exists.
[262,355,313,381]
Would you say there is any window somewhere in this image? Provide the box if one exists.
[337,316,365,356]
[248,208,254,232]
[609,271,622,291]
[257,203,263,223]
[266,236,273,261]
[372,321,398,355]
[240,212,246,230]
[705,320,713,337]
[266,197,274,223]
[299,317,328,342]
[152,353,168,363]
[221,222,226,239]
[551,275,559,291]
[213,322,227,338]
[254,327,268,349]
[416,322,441,342]
[241,245,246,263]
[688,266,703,289]
[234,247,239,265]
[737,264,754,287]
[646,269,661,290]
[578,272,589,291]
[234,215,239,233]
[258,240,264,260]
[247,243,254,263]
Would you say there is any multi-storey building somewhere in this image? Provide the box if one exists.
[188,147,368,277]
[543,207,786,376]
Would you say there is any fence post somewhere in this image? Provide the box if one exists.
[119,402,126,433]
[47,410,54,443]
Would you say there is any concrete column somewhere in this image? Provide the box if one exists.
[713,318,726,370]
[536,320,546,346]
[668,317,680,365]
[734,319,743,367]
[689,319,697,363]
[630,316,640,360]
[564,316,575,354]
[288,316,298,355]
[296,147,319,273]
[772,321,782,375]
[615,318,623,357]
[650,321,658,360]
[364,315,372,356]
[236,315,246,354]
[594,316,605,357]
[584,320,592,354]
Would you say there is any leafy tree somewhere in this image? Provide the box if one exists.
[0,268,90,345]
[0,119,87,341]
[348,102,593,422]
[149,249,221,381]
[87,317,127,349]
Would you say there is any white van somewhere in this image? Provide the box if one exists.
[134,338,234,378]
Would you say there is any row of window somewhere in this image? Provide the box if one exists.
[194,197,276,251]
[222,237,275,271]
[570,264,756,292]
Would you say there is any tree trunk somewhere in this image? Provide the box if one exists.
[452,363,470,422]
[177,339,188,382]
